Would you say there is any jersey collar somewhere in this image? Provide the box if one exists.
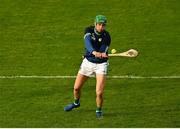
[94,28,102,35]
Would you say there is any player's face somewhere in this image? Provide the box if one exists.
[95,23,106,33]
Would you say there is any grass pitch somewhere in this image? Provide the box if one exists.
[0,0,180,127]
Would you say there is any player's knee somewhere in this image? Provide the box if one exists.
[74,87,80,92]
[96,90,103,97]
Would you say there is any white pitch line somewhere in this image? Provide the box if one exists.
[0,75,76,79]
[107,75,180,79]
[0,75,180,79]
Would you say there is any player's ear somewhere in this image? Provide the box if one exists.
[94,22,97,26]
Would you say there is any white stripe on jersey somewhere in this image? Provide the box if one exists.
[105,46,109,53]
[84,33,91,39]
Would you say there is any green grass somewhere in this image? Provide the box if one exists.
[0,0,180,127]
[0,78,180,127]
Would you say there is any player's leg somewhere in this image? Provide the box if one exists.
[95,62,108,117]
[73,73,89,103]
[64,73,88,111]
[95,74,106,117]
[64,58,92,112]
[74,58,92,103]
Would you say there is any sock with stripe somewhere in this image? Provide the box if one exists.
[74,98,80,105]
[96,107,102,112]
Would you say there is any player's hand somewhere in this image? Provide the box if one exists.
[101,53,108,58]
[92,51,102,58]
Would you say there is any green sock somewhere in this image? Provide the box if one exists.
[74,98,79,105]
[96,107,102,112]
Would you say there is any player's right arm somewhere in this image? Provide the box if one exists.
[84,28,101,58]
[84,34,101,58]
[84,33,94,54]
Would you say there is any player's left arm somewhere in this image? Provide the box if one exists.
[99,45,109,58]
[99,32,111,58]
